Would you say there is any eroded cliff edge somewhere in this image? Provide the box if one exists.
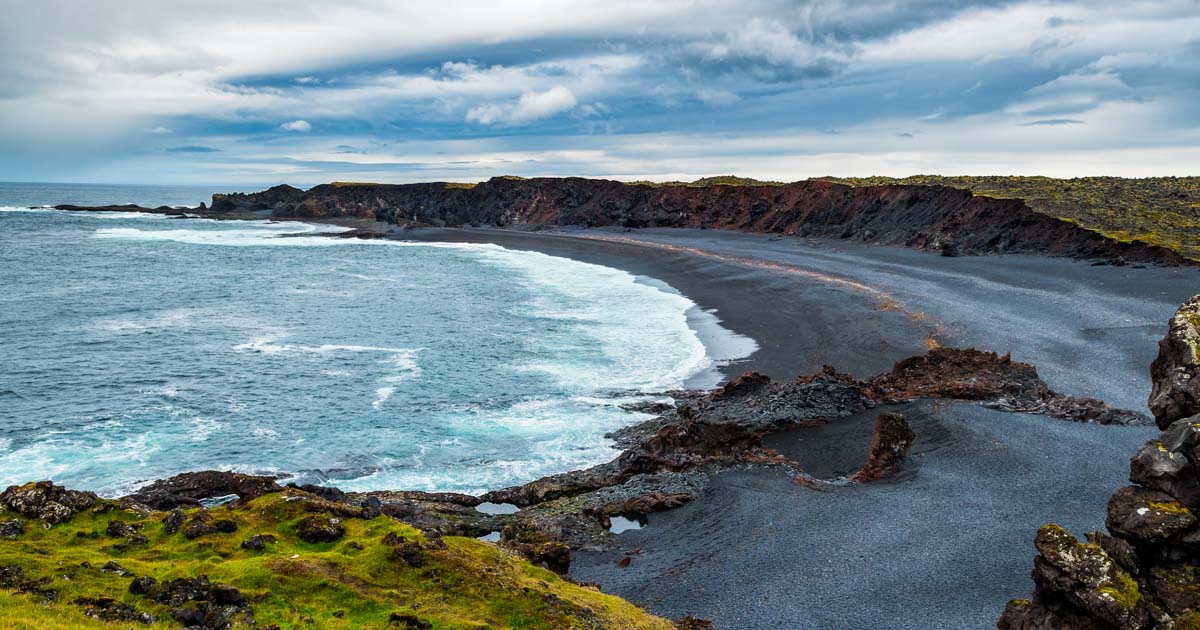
[205,178,1190,264]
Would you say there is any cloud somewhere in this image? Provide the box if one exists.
[689,18,851,81]
[166,145,221,152]
[279,120,312,132]
[466,85,577,125]
[1019,118,1085,126]
[696,88,740,106]
[2,1,1199,183]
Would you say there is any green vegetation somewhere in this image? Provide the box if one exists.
[625,175,786,188]
[329,182,383,187]
[443,182,477,189]
[817,175,1200,260]
[0,490,673,629]
[1098,573,1143,610]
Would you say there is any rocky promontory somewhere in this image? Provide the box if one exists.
[210,178,1189,264]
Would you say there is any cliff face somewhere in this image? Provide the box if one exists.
[210,177,1190,264]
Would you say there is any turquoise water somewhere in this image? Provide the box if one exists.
[0,184,754,496]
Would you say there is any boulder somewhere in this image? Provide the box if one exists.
[124,471,282,509]
[0,519,23,539]
[1149,296,1200,429]
[240,534,277,551]
[1028,524,1154,629]
[0,481,97,524]
[1106,485,1197,544]
[296,515,345,543]
[182,512,238,540]
[1131,417,1200,509]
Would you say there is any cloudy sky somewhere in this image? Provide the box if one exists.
[1,0,1198,186]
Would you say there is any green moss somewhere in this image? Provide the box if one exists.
[0,492,674,629]
[444,182,477,189]
[1148,500,1194,515]
[1099,573,1142,610]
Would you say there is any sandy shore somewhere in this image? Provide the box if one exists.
[380,224,1198,629]
[397,225,1199,411]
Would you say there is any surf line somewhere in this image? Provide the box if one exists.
[572,232,946,349]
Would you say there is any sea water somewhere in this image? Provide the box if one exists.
[0,183,755,496]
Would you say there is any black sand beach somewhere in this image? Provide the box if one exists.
[385,224,1198,629]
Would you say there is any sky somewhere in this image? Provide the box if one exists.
[1,0,1198,186]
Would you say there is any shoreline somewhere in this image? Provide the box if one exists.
[11,207,1200,629]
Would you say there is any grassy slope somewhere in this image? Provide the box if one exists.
[817,175,1200,261]
[0,490,673,630]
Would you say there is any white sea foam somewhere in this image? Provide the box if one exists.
[0,206,168,219]
[97,307,198,332]
[372,387,396,410]
[31,216,762,494]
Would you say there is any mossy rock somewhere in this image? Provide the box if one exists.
[0,490,673,629]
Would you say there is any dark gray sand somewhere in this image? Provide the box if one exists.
[401,226,1199,411]
[574,401,1154,629]
[385,225,1197,629]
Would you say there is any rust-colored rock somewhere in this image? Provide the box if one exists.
[849,412,915,482]
[868,348,1147,425]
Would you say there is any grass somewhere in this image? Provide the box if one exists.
[0,490,674,629]
[817,175,1200,261]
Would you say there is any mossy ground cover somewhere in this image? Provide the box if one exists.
[0,490,673,629]
[818,175,1200,261]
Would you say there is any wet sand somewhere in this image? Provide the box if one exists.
[574,401,1153,629]
[399,225,1199,411]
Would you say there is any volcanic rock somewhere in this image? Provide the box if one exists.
[849,412,915,482]
[0,519,23,539]
[868,348,1148,424]
[182,512,238,539]
[240,534,277,551]
[1148,296,1200,428]
[296,515,345,543]
[124,471,282,509]
[162,508,186,534]
[1001,295,1200,629]
[0,481,97,524]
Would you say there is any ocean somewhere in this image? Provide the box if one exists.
[0,183,755,496]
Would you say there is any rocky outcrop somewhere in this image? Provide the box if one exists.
[202,177,1190,264]
[999,296,1200,629]
[849,412,915,482]
[1148,296,1200,429]
[868,348,1150,425]
[124,471,283,509]
[0,481,97,524]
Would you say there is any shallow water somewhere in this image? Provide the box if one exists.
[0,186,754,496]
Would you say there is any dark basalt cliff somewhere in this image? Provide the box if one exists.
[209,178,1191,264]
